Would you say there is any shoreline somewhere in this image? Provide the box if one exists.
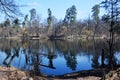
[0,66,119,80]
[0,36,106,40]
[0,66,101,80]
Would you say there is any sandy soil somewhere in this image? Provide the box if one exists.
[0,66,119,80]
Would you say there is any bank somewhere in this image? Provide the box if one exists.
[0,66,120,80]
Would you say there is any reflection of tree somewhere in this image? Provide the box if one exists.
[2,40,20,67]
[3,47,19,67]
[64,52,77,70]
[3,48,11,67]
[101,49,105,67]
[107,49,117,68]
[100,0,120,70]
[1,39,120,75]
[63,44,78,70]
[21,40,29,66]
[22,40,57,75]
[91,39,100,68]
[47,41,57,68]
[54,40,81,56]
[92,55,99,68]
[52,40,78,70]
[91,39,119,69]
[47,54,54,68]
[31,52,41,75]
[22,40,42,75]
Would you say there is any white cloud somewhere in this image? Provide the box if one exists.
[27,2,39,7]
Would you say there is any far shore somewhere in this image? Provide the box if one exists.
[0,35,109,40]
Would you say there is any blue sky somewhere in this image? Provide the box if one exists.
[1,0,105,22]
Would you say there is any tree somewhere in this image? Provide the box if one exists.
[47,8,54,36]
[13,18,19,28]
[64,5,77,27]
[0,0,21,17]
[4,18,11,37]
[64,8,70,26]
[91,4,100,37]
[22,14,29,28]
[70,5,77,26]
[101,14,110,23]
[47,8,52,27]
[30,8,36,22]
[63,5,77,36]
[29,8,37,36]
[33,15,41,36]
[101,14,110,35]
[4,18,10,27]
[92,4,100,23]
[0,0,21,38]
[100,0,120,66]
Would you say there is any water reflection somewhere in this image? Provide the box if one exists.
[0,39,120,76]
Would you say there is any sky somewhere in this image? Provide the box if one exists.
[1,0,105,22]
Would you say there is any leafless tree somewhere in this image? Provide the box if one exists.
[0,0,21,17]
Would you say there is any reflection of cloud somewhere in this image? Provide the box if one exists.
[27,2,39,7]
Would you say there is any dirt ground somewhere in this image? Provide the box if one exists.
[0,66,120,80]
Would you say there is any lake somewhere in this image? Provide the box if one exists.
[0,39,120,76]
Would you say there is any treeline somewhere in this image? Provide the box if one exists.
[0,0,120,39]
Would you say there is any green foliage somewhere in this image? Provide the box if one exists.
[4,18,10,27]
[101,0,120,33]
[22,21,25,27]
[22,14,29,27]
[92,55,100,68]
[64,5,77,26]
[13,18,19,28]
[102,14,110,23]
[24,14,29,21]
[92,4,100,23]
[47,8,52,27]
[70,5,77,25]
[101,0,120,23]
[30,8,40,28]
[30,8,36,21]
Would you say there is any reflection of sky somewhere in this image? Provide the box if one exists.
[114,52,120,64]
[0,48,28,70]
[40,54,92,76]
[0,47,120,76]
[0,50,93,76]
[11,52,26,69]
[0,51,7,66]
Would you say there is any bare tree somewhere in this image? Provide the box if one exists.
[101,0,120,67]
[0,0,21,17]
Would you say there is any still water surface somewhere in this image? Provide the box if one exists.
[0,39,120,76]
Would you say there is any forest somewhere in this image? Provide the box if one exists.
[0,0,119,41]
[0,0,120,80]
